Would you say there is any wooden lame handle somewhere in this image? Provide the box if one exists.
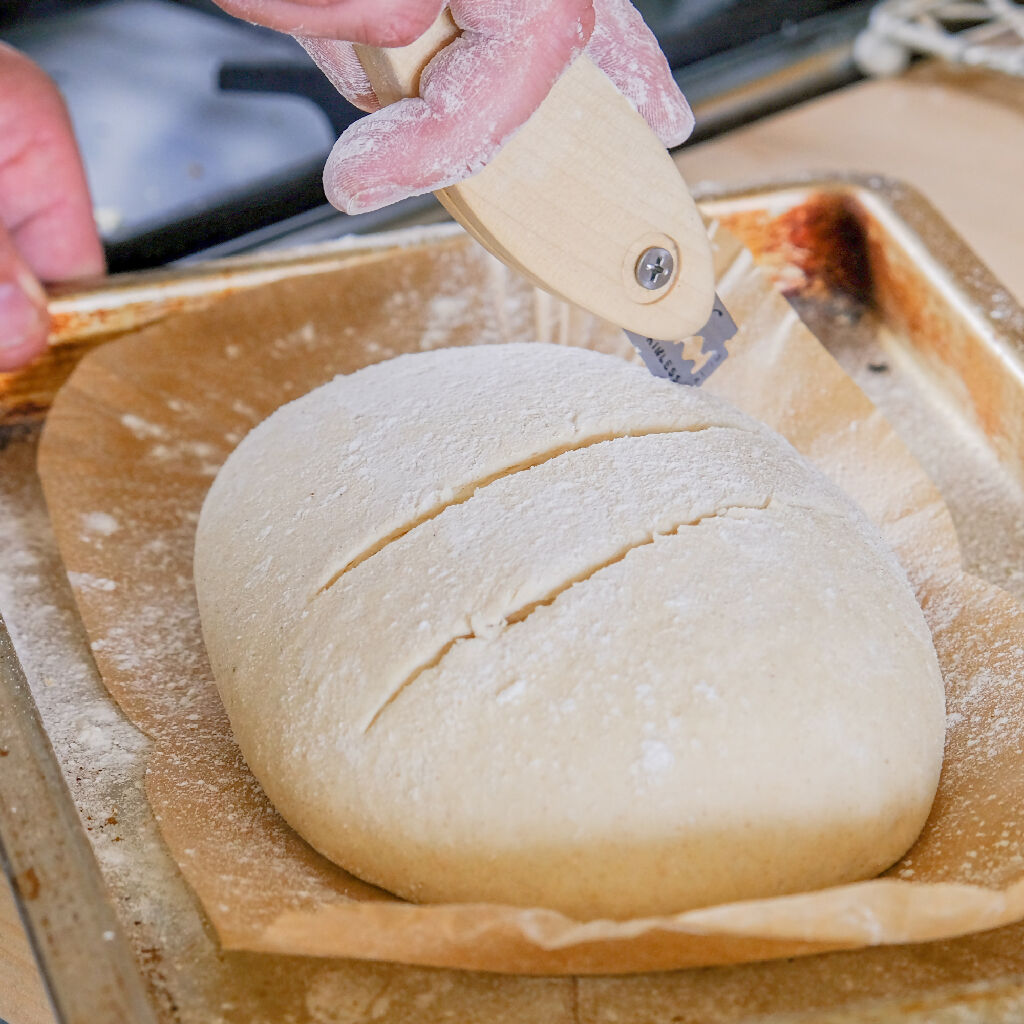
[352,11,460,106]
[354,12,715,339]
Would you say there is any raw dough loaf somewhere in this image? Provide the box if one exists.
[195,343,945,920]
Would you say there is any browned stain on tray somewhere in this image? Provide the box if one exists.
[716,184,1024,484]
[16,867,41,901]
[865,215,1024,461]
[717,192,873,305]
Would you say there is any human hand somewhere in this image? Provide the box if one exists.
[0,45,104,371]
[212,1,693,215]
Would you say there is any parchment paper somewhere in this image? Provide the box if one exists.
[36,226,1024,975]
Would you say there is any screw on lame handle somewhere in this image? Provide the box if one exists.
[353,10,716,340]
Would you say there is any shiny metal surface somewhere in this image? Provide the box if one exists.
[635,247,677,290]
[625,292,739,386]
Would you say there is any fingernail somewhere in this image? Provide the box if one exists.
[15,265,48,305]
[343,185,411,216]
[0,281,46,350]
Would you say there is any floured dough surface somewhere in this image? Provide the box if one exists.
[195,343,945,919]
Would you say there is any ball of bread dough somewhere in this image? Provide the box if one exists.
[195,343,945,920]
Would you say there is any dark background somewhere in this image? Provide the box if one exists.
[0,0,873,269]
[2,0,866,68]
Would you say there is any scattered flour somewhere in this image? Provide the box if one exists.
[80,511,120,537]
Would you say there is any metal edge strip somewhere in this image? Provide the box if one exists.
[0,615,157,1024]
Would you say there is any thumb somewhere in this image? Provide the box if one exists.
[0,224,49,372]
[587,0,694,148]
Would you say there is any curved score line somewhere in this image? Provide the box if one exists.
[313,423,743,600]
[360,499,772,734]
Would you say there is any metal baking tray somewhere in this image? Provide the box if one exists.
[2,175,1023,1024]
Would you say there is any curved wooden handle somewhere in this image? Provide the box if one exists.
[354,12,714,339]
[352,11,460,106]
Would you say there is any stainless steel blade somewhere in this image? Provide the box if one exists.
[625,293,738,387]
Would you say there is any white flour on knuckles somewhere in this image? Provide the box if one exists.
[194,343,945,919]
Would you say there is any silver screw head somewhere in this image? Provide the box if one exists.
[635,247,676,290]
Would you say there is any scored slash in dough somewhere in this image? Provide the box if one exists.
[195,343,946,920]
